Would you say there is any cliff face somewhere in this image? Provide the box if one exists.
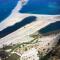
[41,39,60,60]
[0,29,60,60]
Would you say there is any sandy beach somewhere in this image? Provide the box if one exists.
[0,1,60,60]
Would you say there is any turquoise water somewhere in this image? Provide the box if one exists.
[0,0,60,22]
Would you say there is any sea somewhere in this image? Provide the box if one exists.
[0,0,60,38]
[0,0,60,22]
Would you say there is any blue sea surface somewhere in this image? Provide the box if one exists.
[20,0,60,15]
[0,0,60,22]
[0,0,60,37]
[0,0,18,22]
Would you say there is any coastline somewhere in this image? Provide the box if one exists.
[0,0,60,60]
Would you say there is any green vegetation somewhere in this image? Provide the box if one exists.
[6,53,20,60]
[10,34,41,52]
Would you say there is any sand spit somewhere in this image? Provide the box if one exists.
[0,0,60,60]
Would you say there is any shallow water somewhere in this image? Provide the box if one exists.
[0,16,36,38]
[0,0,60,22]
[39,21,60,34]
[0,0,18,22]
